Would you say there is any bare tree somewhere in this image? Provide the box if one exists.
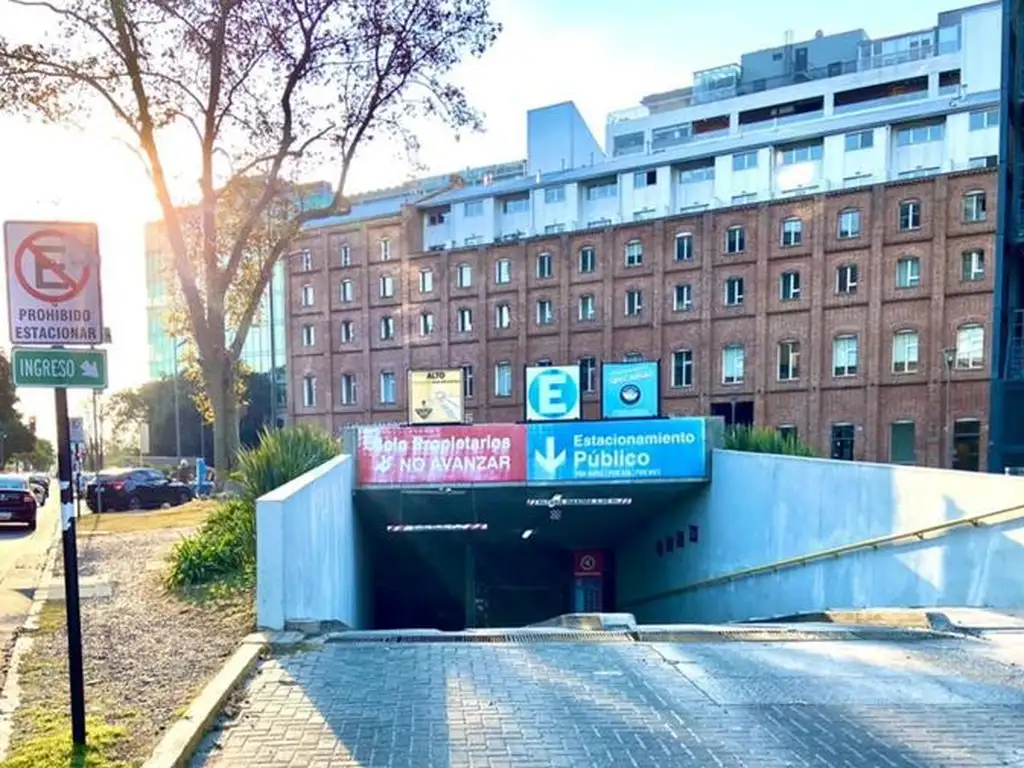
[0,0,499,469]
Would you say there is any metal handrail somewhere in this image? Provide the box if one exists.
[621,503,1024,610]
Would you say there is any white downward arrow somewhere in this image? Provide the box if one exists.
[534,436,566,475]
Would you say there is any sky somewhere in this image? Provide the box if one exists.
[0,0,956,444]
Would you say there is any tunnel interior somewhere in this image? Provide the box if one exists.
[357,483,699,631]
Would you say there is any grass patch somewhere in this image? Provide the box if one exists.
[77,500,218,536]
[33,602,66,634]
[0,714,128,768]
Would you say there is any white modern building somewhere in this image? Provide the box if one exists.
[418,1,1002,248]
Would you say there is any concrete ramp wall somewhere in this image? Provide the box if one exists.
[617,450,1024,623]
[256,454,370,630]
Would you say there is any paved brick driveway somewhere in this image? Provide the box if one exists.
[192,636,1024,767]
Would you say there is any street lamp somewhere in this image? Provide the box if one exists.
[172,338,187,460]
[942,347,956,469]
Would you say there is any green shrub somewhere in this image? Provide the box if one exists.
[166,498,256,589]
[236,424,340,501]
[724,425,816,457]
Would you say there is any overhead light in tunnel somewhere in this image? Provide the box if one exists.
[526,496,633,508]
[386,523,488,533]
[521,529,534,540]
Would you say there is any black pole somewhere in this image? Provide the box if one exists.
[56,387,86,746]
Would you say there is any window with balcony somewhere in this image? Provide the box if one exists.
[379,274,394,298]
[732,151,758,171]
[419,268,434,294]
[536,252,552,279]
[301,324,315,347]
[456,263,472,288]
[379,371,397,404]
[675,233,693,261]
[457,308,472,333]
[339,321,354,343]
[419,312,434,336]
[300,285,314,307]
[780,271,800,300]
[339,374,357,405]
[725,226,745,254]
[379,238,391,261]
[671,350,693,388]
[838,208,861,239]
[633,169,657,188]
[781,218,803,246]
[461,365,475,398]
[379,316,395,340]
[494,303,511,329]
[955,324,984,369]
[963,191,987,223]
[968,107,999,131]
[832,335,859,376]
[464,200,483,217]
[961,249,985,281]
[896,257,920,288]
[299,250,313,272]
[536,300,554,325]
[778,340,800,381]
[339,244,351,266]
[844,130,874,151]
[673,284,692,312]
[899,200,921,230]
[302,375,316,407]
[544,186,566,204]
[892,330,919,373]
[722,345,745,384]
[494,362,512,396]
[579,247,595,273]
[625,289,643,316]
[495,259,511,284]
[625,240,643,267]
[578,294,596,321]
[725,277,744,306]
[579,357,597,393]
[836,264,858,294]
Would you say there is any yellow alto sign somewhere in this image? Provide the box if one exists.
[407,369,464,425]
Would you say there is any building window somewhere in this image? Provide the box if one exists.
[339,320,354,343]
[578,294,596,321]
[578,247,595,273]
[379,274,394,298]
[832,335,859,377]
[544,186,566,204]
[339,374,357,405]
[895,123,944,146]
[963,191,987,222]
[671,350,693,388]
[457,308,473,333]
[896,257,921,288]
[898,200,921,231]
[675,233,693,261]
[494,303,511,329]
[502,197,529,214]
[461,365,474,398]
[457,263,472,288]
[495,258,511,284]
[464,200,483,217]
[426,211,447,227]
[625,240,644,267]
[838,208,861,239]
[379,316,395,340]
[379,238,391,261]
[624,289,643,316]
[732,151,758,171]
[494,362,512,397]
[831,423,855,461]
[536,299,554,325]
[836,264,858,294]
[536,252,553,279]
[890,421,916,465]
[892,330,919,373]
[953,419,982,471]
[722,345,745,384]
[419,312,434,336]
[777,143,822,166]
[968,107,999,131]
[585,181,617,201]
[724,277,744,306]
[673,284,692,312]
[579,357,597,393]
[725,226,745,254]
[778,340,800,381]
[379,372,396,404]
[301,325,315,347]
[299,250,313,272]
[781,218,803,247]
[339,244,351,266]
[419,268,434,294]
[340,279,354,303]
[778,425,798,442]
[961,249,985,281]
[623,352,644,363]
[844,130,873,151]
[633,169,657,188]
[955,324,985,369]
[300,285,314,307]
[780,271,800,301]
[302,375,316,407]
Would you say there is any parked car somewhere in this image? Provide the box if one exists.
[85,467,195,513]
[27,474,49,505]
[0,474,38,531]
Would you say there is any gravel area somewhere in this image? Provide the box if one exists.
[10,527,253,765]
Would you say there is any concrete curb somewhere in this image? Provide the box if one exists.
[0,522,62,761]
[142,636,268,768]
[751,608,992,637]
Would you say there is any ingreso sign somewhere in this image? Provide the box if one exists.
[12,347,108,389]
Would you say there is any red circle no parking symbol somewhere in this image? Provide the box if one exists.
[13,229,93,305]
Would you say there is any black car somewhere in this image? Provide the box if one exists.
[85,467,195,513]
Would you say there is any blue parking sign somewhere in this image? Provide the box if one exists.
[524,365,581,422]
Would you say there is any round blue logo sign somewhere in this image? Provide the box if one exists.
[527,367,580,420]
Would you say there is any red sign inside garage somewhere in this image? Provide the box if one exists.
[573,551,604,577]
[358,424,527,485]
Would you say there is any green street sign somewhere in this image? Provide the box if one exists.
[11,347,108,389]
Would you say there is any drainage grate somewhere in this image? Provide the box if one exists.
[326,630,637,644]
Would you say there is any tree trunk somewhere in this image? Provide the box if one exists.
[206,355,241,474]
